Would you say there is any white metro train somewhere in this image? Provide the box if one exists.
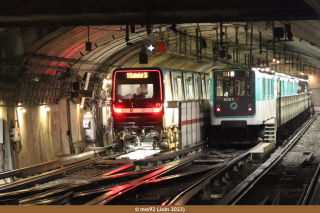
[210,68,311,144]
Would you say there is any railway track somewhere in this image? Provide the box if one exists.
[216,114,319,205]
[3,113,317,206]
[84,144,262,205]
[0,142,208,205]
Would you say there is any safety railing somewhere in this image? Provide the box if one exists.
[277,93,311,126]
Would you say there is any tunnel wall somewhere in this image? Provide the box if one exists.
[0,106,11,172]
[12,98,82,169]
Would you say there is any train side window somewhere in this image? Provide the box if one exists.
[172,76,177,100]
[285,81,288,95]
[184,73,194,100]
[183,74,188,99]
[188,78,194,99]
[201,75,206,99]
[257,78,260,100]
[165,72,172,101]
[176,77,184,100]
[206,76,210,99]
[194,74,199,99]
[268,79,271,98]
[172,72,184,101]
[284,81,286,96]
[264,79,266,99]
[273,80,277,98]
[265,79,268,98]
[260,78,263,100]
[262,78,265,99]
[266,79,269,98]
[272,80,274,97]
[259,78,262,100]
[266,79,268,98]
[288,82,290,95]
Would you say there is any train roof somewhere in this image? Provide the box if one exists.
[212,67,309,82]
[113,67,209,75]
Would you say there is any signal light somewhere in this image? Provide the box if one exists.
[216,107,221,112]
[248,107,252,111]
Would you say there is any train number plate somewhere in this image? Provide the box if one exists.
[224,98,234,101]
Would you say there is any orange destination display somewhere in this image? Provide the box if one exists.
[126,72,149,79]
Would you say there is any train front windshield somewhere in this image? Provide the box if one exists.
[117,84,154,99]
[113,71,162,103]
[215,71,253,97]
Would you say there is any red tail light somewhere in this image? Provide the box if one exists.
[113,105,122,113]
[248,107,252,111]
[113,105,162,113]
[216,107,221,112]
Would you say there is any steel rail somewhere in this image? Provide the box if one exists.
[9,163,164,204]
[218,114,318,205]
[301,162,320,205]
[0,144,209,204]
[167,143,263,205]
[0,146,111,180]
[22,191,73,205]
[85,149,214,205]
[0,158,102,193]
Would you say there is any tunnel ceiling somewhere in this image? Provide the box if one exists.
[0,0,319,26]
[1,20,320,106]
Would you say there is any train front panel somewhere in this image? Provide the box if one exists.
[112,68,164,129]
[211,69,256,122]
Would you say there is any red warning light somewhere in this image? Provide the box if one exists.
[156,42,166,52]
[216,107,221,112]
[248,107,252,111]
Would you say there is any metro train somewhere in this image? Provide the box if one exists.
[110,67,311,151]
[111,67,210,152]
[210,68,310,144]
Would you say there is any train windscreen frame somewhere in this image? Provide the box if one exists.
[213,69,255,117]
[214,70,254,98]
[113,70,163,102]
